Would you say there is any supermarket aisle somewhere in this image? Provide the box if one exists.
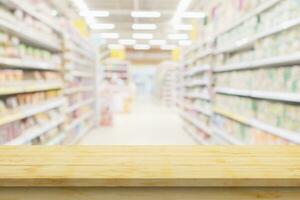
[80,96,197,145]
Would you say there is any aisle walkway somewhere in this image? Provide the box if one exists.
[80,97,197,145]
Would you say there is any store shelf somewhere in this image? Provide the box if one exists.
[0,98,64,127]
[46,133,66,145]
[184,79,209,87]
[0,57,61,71]
[71,71,94,78]
[70,122,95,145]
[66,111,94,131]
[214,53,300,73]
[5,117,64,145]
[65,54,93,68]
[0,18,61,52]
[2,0,62,35]
[216,17,300,54]
[185,65,210,77]
[184,93,211,101]
[0,81,63,96]
[64,86,94,95]
[213,107,300,144]
[216,0,281,36]
[215,87,300,103]
[65,44,94,61]
[181,112,212,136]
[212,126,244,145]
[183,125,209,145]
[195,49,214,59]
[184,104,212,116]
[66,98,94,113]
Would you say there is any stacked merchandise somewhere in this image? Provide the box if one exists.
[182,0,300,145]
[156,61,179,107]
[181,43,226,145]
[104,60,129,81]
[213,0,300,145]
[0,0,65,145]
[63,28,97,144]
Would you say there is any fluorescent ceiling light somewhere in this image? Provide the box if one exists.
[161,45,177,50]
[132,33,154,40]
[179,40,192,46]
[131,11,161,18]
[119,39,136,45]
[80,10,110,17]
[72,0,96,25]
[134,44,151,50]
[172,0,192,24]
[100,33,119,39]
[90,23,115,30]
[149,40,166,45]
[182,12,206,18]
[108,44,124,50]
[175,24,193,31]
[168,33,189,40]
[132,24,157,30]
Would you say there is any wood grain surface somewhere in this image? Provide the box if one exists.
[0,146,299,187]
[1,188,300,200]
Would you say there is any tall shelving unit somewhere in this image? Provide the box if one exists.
[182,0,300,145]
[63,30,97,144]
[156,61,179,107]
[0,0,65,145]
[181,42,226,145]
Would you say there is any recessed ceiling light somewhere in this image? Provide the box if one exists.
[90,23,115,30]
[179,40,192,46]
[134,44,151,50]
[182,12,206,18]
[132,24,157,30]
[175,24,193,31]
[108,44,124,50]
[132,33,154,40]
[161,45,177,50]
[168,33,189,40]
[119,39,136,45]
[80,10,110,17]
[100,33,119,39]
[149,40,166,45]
[131,11,161,18]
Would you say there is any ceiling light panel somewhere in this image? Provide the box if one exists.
[100,33,119,39]
[132,24,157,30]
[168,33,189,40]
[119,39,136,45]
[179,40,192,46]
[90,23,115,30]
[134,44,151,50]
[108,44,124,50]
[132,33,154,40]
[80,10,110,17]
[175,24,193,31]
[149,40,166,45]
[131,11,161,18]
[161,45,177,50]
[182,12,206,18]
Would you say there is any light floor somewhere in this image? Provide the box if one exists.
[80,97,197,145]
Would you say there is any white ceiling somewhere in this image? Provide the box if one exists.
[80,0,204,46]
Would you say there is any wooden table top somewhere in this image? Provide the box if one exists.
[0,146,299,187]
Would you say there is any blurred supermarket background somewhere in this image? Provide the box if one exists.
[0,0,300,145]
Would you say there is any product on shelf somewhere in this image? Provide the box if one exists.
[215,94,300,133]
[0,30,61,66]
[212,114,291,145]
[0,108,62,144]
[216,65,300,93]
[0,90,60,115]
